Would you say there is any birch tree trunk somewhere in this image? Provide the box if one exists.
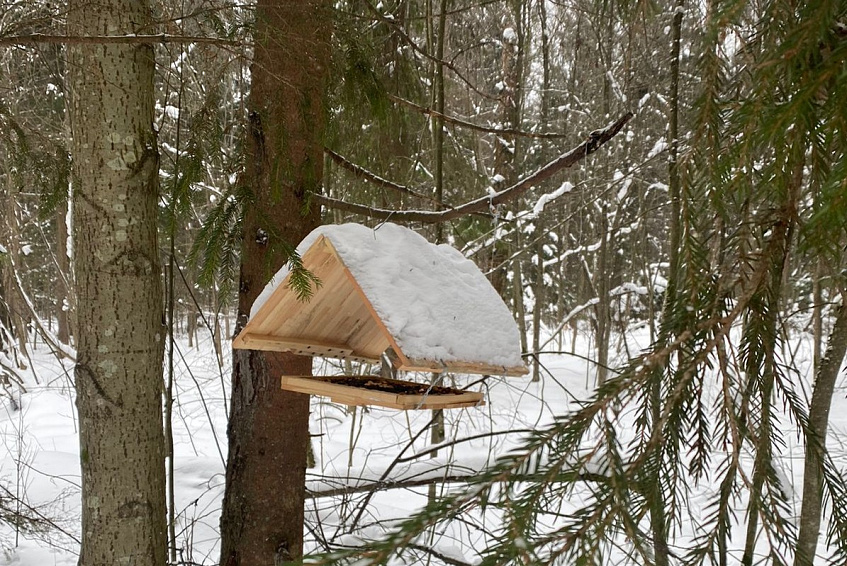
[66,0,167,563]
[218,1,331,563]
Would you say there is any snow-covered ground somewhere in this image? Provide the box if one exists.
[0,325,844,564]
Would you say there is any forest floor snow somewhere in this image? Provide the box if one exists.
[0,327,842,564]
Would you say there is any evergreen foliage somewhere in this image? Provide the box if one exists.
[3,0,847,561]
[298,1,847,564]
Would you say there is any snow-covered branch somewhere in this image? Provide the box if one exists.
[314,111,634,224]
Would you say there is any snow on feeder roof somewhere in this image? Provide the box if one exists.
[233,222,527,377]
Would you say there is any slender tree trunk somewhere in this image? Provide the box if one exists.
[66,0,167,563]
[496,0,527,353]
[513,240,529,354]
[1,176,29,368]
[741,156,803,566]
[56,194,72,345]
[812,258,824,374]
[218,2,330,564]
[428,0,448,503]
[595,204,610,385]
[667,0,683,296]
[795,299,847,566]
[531,224,544,382]
[494,0,523,188]
[187,311,196,348]
[532,0,551,383]
[648,2,685,564]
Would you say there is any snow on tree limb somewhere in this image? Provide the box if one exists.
[313,111,634,224]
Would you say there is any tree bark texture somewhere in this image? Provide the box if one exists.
[66,0,167,564]
[218,2,330,564]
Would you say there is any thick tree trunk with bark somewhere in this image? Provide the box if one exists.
[218,2,330,564]
[66,0,167,564]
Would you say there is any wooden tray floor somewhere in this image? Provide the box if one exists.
[280,375,484,410]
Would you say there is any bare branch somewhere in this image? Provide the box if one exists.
[390,94,570,139]
[0,33,238,47]
[307,468,613,498]
[407,544,475,566]
[307,474,476,498]
[324,148,444,206]
[314,111,634,224]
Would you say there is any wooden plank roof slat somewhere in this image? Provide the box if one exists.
[235,333,356,358]
[319,237,413,368]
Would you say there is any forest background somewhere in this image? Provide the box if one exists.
[1,0,847,564]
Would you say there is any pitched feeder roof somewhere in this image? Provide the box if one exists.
[233,222,528,377]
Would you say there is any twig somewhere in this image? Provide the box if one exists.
[390,94,570,139]
[308,474,476,498]
[324,148,445,206]
[407,543,474,566]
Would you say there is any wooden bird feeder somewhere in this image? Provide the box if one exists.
[233,223,527,410]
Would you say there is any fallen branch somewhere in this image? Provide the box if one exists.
[307,468,614,499]
[313,111,634,224]
[307,474,475,498]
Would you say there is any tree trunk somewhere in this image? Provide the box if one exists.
[795,299,847,566]
[531,221,543,382]
[428,0,448,503]
[66,0,167,563]
[648,2,685,563]
[595,205,611,385]
[56,191,72,346]
[532,0,551,383]
[513,242,529,354]
[741,155,803,566]
[187,311,196,348]
[1,175,29,368]
[494,0,523,189]
[218,2,330,564]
